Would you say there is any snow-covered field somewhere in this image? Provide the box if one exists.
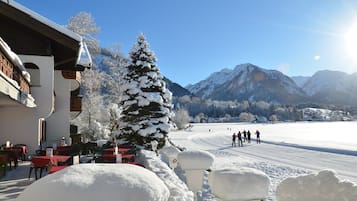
[169,121,357,200]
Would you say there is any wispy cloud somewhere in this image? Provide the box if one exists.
[273,23,342,38]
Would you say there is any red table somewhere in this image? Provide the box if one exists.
[32,155,71,166]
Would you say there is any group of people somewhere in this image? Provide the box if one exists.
[231,129,261,147]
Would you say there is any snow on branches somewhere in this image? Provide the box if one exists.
[119,33,172,150]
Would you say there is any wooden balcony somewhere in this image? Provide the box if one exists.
[0,51,13,79]
[0,49,30,94]
[62,70,80,80]
[62,70,81,91]
[70,95,82,112]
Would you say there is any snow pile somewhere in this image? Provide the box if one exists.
[177,150,215,170]
[16,164,169,201]
[276,170,357,201]
[138,150,194,201]
[177,150,215,193]
[159,145,181,168]
[208,167,270,201]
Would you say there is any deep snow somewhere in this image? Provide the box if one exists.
[169,121,357,200]
[12,121,357,201]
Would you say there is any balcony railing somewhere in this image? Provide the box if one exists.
[0,49,30,94]
[62,70,80,80]
[62,70,81,91]
[70,95,82,112]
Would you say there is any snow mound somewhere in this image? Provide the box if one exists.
[160,145,181,168]
[276,170,357,201]
[177,150,215,170]
[160,145,181,157]
[16,164,170,201]
[138,150,194,201]
[208,167,270,201]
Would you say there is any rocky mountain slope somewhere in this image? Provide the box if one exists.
[186,64,357,106]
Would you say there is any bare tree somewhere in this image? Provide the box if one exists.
[173,108,190,130]
[67,12,101,55]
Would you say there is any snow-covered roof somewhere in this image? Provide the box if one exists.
[1,0,81,42]
[0,0,92,69]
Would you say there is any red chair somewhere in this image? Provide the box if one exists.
[28,157,50,180]
[48,155,78,174]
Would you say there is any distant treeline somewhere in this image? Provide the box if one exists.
[173,95,356,122]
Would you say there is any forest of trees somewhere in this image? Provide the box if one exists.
[173,95,353,123]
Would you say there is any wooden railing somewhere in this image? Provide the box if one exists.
[62,70,80,81]
[0,50,30,94]
[70,95,82,112]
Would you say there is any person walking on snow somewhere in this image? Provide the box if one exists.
[247,130,251,143]
[237,131,243,147]
[256,130,261,144]
[243,130,247,142]
[232,133,237,147]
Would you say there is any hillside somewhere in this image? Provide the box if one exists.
[186,64,357,107]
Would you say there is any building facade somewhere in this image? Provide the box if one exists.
[0,0,91,153]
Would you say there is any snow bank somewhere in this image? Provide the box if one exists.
[138,150,194,201]
[159,145,181,168]
[177,150,215,170]
[208,167,270,201]
[16,164,169,201]
[177,150,215,194]
[276,170,357,201]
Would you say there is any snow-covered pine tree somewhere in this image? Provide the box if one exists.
[120,33,172,150]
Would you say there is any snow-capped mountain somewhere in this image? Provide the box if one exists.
[301,70,357,106]
[186,63,306,104]
[163,77,192,97]
[291,76,310,88]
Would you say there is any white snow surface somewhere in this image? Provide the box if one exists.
[138,150,194,201]
[208,167,270,201]
[169,122,357,200]
[177,150,215,170]
[16,163,170,201]
[276,170,357,201]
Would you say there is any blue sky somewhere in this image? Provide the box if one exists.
[15,0,357,86]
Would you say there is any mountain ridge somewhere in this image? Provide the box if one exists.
[185,64,357,106]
